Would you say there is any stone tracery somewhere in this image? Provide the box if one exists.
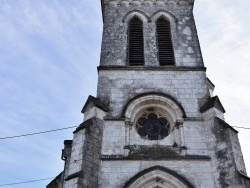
[137,112,170,140]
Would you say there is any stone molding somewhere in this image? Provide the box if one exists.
[123,166,195,188]
[64,171,82,181]
[122,10,151,23]
[150,10,178,22]
[98,66,206,72]
[123,93,186,125]
[101,154,211,160]
[102,0,195,7]
[122,9,178,23]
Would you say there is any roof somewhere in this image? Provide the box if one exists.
[238,170,250,181]
[46,172,62,188]
[101,0,104,22]
[215,117,238,134]
[200,96,226,113]
[81,95,108,113]
[207,77,215,88]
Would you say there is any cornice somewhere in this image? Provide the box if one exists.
[101,0,194,22]
[98,66,206,72]
[102,0,194,6]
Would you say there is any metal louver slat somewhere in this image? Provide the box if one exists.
[129,17,144,66]
[157,18,175,66]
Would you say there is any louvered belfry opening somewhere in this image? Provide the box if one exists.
[128,17,144,66]
[157,17,175,66]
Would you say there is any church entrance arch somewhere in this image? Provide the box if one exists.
[123,166,194,188]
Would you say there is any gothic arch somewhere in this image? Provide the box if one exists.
[123,166,194,188]
[122,92,186,130]
[122,10,151,23]
[151,10,178,22]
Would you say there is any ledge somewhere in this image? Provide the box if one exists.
[184,117,204,122]
[200,96,225,113]
[104,117,203,122]
[73,118,95,134]
[101,154,211,161]
[65,171,82,181]
[104,117,125,121]
[98,66,206,72]
[64,140,72,145]
[101,145,210,161]
[238,171,250,181]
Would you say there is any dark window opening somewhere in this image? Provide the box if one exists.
[156,17,175,66]
[137,113,170,140]
[128,17,144,66]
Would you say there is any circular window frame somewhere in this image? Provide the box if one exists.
[135,109,172,140]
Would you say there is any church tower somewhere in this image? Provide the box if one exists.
[48,0,250,187]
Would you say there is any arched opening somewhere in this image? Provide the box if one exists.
[123,93,186,140]
[128,17,144,66]
[156,17,175,66]
[123,166,194,188]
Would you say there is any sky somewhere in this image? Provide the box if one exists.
[0,0,249,187]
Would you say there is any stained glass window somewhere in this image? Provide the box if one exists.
[137,113,170,140]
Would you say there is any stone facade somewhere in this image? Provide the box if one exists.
[50,0,250,187]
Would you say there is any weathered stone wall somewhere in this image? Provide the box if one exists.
[183,120,208,156]
[101,119,209,156]
[230,128,247,174]
[99,160,213,188]
[100,1,203,67]
[63,118,104,188]
[201,107,250,188]
[80,118,104,187]
[213,118,250,188]
[64,129,85,188]
[97,69,210,118]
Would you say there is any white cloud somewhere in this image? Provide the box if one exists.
[194,0,250,173]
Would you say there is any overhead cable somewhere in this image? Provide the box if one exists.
[0,177,54,187]
[232,126,250,130]
[0,126,77,140]
[0,125,249,141]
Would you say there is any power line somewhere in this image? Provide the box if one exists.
[0,177,54,187]
[0,126,77,140]
[232,126,250,130]
[0,124,249,141]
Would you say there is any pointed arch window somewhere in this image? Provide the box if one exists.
[156,17,175,66]
[128,17,144,66]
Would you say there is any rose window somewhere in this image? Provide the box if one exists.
[136,113,170,140]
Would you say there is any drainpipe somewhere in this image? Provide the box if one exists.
[61,149,66,188]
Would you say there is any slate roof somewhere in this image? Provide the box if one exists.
[207,77,215,88]
[215,117,238,133]
[200,96,226,113]
[81,95,108,113]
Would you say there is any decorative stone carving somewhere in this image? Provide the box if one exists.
[103,0,194,6]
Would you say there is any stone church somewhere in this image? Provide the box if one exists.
[47,0,250,187]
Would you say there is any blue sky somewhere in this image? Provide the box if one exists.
[0,0,249,187]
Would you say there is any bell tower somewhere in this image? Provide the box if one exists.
[48,0,250,188]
